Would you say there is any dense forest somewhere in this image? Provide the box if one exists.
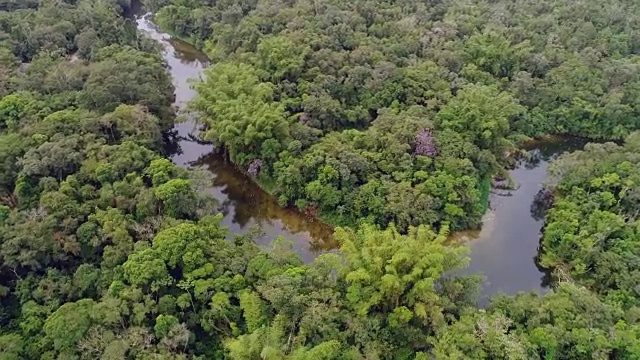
[145,0,640,233]
[1,0,640,359]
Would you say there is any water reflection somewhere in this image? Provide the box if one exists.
[519,136,591,169]
[467,137,589,304]
[136,15,335,263]
[191,154,336,249]
[167,38,210,64]
[136,11,594,293]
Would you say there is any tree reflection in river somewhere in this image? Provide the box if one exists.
[190,152,336,250]
[137,9,598,296]
[135,14,336,263]
[467,136,589,305]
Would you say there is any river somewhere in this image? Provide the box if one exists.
[134,13,586,299]
[135,16,335,263]
[466,137,588,303]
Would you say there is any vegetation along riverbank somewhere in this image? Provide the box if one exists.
[1,0,640,359]
[176,0,640,235]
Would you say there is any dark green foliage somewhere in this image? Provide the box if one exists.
[541,133,640,307]
[2,0,640,359]
[186,0,640,232]
[431,284,640,359]
[0,1,216,358]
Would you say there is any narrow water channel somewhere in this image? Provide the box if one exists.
[134,11,588,298]
[135,16,335,263]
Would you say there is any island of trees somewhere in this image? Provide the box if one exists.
[151,0,640,233]
[0,0,640,359]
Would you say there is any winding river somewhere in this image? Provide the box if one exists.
[466,138,588,303]
[135,16,335,263]
[134,13,586,298]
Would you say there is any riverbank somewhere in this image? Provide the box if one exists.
[3,1,638,358]
[138,12,519,235]
[135,14,337,263]
[466,136,590,301]
[139,12,590,300]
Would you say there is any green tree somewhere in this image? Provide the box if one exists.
[193,62,291,164]
[154,179,198,219]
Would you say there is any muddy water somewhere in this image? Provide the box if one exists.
[135,16,335,262]
[466,137,589,303]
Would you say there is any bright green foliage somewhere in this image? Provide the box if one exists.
[2,0,640,359]
[541,133,640,306]
[154,314,180,338]
[0,334,24,360]
[437,85,524,153]
[256,35,309,82]
[154,179,198,218]
[462,30,533,79]
[43,299,96,352]
[0,93,28,129]
[193,62,290,165]
[239,290,268,333]
[335,224,478,357]
[179,0,640,234]
[123,247,172,289]
[221,224,481,360]
[145,158,177,186]
[338,224,471,321]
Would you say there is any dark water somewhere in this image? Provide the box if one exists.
[135,16,335,262]
[466,137,589,303]
[134,9,589,296]
[121,0,142,19]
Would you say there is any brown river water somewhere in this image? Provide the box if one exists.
[465,138,588,303]
[134,13,587,299]
[135,16,335,263]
